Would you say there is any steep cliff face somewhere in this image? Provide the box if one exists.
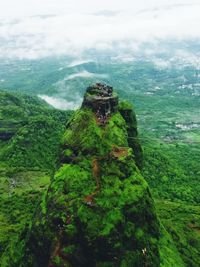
[15,84,184,267]
[118,101,143,169]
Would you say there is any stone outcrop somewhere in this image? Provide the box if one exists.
[82,83,118,119]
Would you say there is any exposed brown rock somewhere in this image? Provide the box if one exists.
[82,83,118,122]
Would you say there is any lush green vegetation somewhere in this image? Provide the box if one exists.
[0,170,50,266]
[11,102,183,267]
[0,54,200,266]
[156,200,200,267]
[142,141,200,204]
[0,88,199,266]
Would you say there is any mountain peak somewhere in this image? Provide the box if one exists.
[13,85,184,267]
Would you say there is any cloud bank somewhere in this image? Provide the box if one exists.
[38,94,81,110]
[0,0,200,59]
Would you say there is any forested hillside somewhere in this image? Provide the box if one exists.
[0,91,72,265]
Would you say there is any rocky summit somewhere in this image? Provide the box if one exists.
[13,84,184,267]
[82,83,118,120]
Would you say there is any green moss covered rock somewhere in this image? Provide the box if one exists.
[14,84,184,267]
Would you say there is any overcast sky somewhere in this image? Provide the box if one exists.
[0,0,200,59]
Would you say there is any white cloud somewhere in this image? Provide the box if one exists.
[0,0,200,59]
[38,94,80,110]
[66,71,108,80]
[152,58,171,69]
[68,59,94,67]
[111,54,136,63]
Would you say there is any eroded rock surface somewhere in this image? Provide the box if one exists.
[82,83,118,125]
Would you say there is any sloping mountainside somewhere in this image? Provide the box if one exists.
[0,91,72,169]
[0,91,72,265]
[6,84,184,267]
